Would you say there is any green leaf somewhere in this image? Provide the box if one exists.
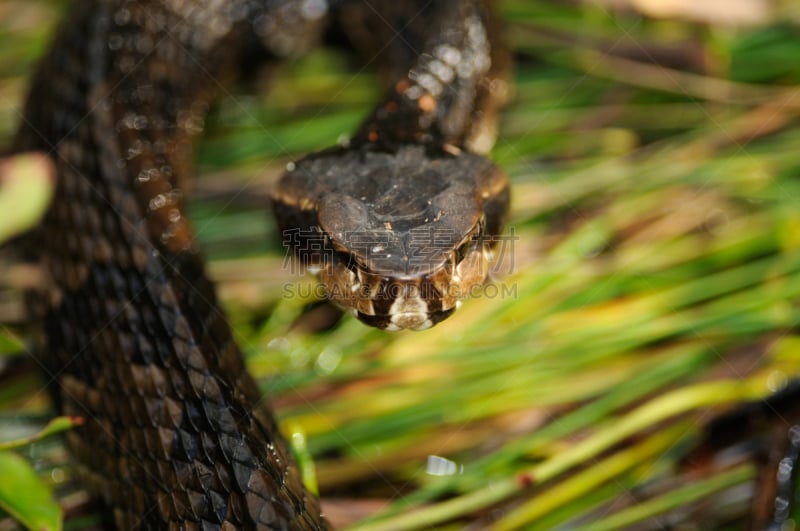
[0,152,55,244]
[0,330,24,356]
[285,421,319,496]
[0,416,83,451]
[0,450,62,531]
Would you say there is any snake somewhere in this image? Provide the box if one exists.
[13,0,509,528]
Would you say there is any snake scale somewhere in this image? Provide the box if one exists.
[13,0,509,528]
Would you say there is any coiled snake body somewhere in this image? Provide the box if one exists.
[14,1,509,528]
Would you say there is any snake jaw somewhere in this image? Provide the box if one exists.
[317,221,490,331]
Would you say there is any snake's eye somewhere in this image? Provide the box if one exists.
[343,252,360,274]
[476,215,487,239]
[455,216,487,265]
[320,230,332,248]
[454,237,471,264]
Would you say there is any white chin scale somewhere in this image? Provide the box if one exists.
[384,291,433,331]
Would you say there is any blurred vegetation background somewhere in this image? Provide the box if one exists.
[2,0,800,529]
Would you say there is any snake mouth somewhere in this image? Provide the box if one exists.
[317,227,490,331]
[356,307,457,331]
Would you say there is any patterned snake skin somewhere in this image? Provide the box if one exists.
[13,0,507,528]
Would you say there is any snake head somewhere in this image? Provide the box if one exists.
[271,143,509,330]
